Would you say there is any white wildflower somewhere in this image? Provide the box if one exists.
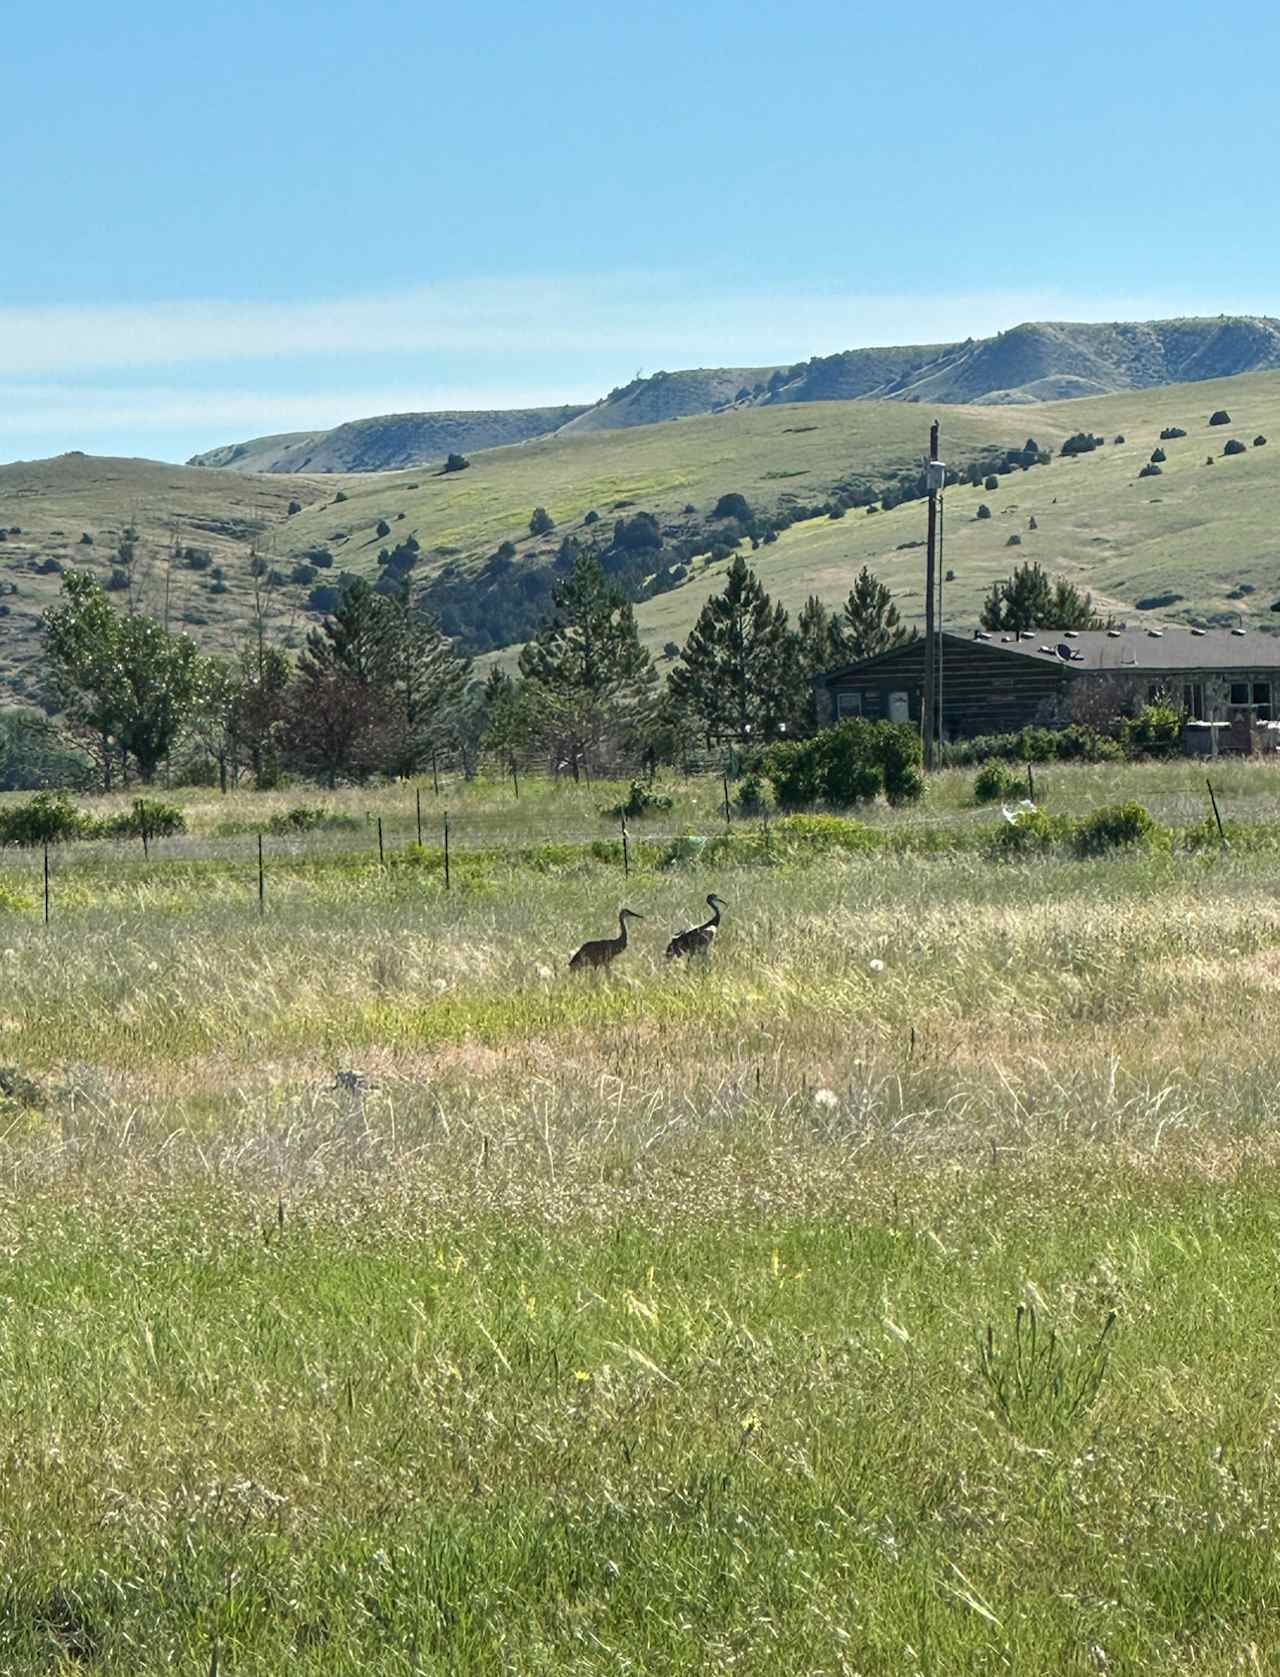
[813,1088,839,1109]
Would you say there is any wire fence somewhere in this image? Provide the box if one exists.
[5,763,1279,924]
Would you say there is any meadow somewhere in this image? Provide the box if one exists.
[4,761,1280,1672]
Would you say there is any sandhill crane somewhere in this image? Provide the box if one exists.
[568,908,644,971]
[665,894,726,960]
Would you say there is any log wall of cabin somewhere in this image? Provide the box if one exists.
[824,640,1074,738]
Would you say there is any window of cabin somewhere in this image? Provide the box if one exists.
[836,690,863,718]
[1254,682,1272,721]
[1230,682,1250,706]
[1182,683,1205,720]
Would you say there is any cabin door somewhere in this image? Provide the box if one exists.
[888,691,910,722]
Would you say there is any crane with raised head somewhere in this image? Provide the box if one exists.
[665,894,726,960]
[568,907,645,971]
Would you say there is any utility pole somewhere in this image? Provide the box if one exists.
[921,421,944,770]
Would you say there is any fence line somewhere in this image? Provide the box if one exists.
[9,776,1271,920]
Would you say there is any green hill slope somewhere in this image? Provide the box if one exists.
[617,371,1280,661]
[5,371,1280,708]
[188,406,591,473]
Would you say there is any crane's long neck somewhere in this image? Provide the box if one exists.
[704,900,721,929]
[617,912,629,947]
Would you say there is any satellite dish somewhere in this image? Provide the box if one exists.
[1057,642,1073,660]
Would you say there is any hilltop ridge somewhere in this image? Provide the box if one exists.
[188,314,1280,474]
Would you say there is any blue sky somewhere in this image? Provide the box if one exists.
[5,0,1277,462]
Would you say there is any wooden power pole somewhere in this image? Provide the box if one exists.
[921,421,941,770]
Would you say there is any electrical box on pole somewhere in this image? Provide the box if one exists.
[926,460,947,495]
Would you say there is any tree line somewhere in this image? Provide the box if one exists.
[32,549,1101,791]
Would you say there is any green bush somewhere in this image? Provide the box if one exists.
[1223,438,1247,457]
[733,773,769,815]
[761,739,823,810]
[993,808,1066,856]
[942,726,1121,767]
[1123,702,1183,758]
[762,719,923,810]
[1074,802,1158,856]
[104,799,186,839]
[974,760,1024,803]
[267,805,362,835]
[0,791,89,846]
[976,504,992,520]
[1209,410,1231,426]
[1150,447,1167,464]
[603,780,674,820]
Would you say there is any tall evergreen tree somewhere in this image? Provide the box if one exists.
[668,556,803,739]
[981,561,1103,633]
[796,593,845,675]
[381,584,471,776]
[840,567,914,662]
[518,552,657,770]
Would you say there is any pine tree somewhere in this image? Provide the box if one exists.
[518,551,657,771]
[380,584,471,776]
[840,567,913,662]
[668,556,803,739]
[796,593,845,676]
[981,560,1102,632]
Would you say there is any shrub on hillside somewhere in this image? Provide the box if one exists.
[712,492,753,522]
[1074,801,1158,856]
[1060,432,1104,457]
[1255,435,1268,447]
[375,519,391,538]
[1006,533,1022,546]
[1150,447,1167,463]
[1138,463,1163,478]
[1209,410,1231,426]
[334,490,349,503]
[1159,427,1187,441]
[941,725,1122,767]
[976,503,992,520]
[733,773,769,816]
[443,453,470,473]
[1223,438,1247,456]
[287,499,302,515]
[994,808,1065,856]
[1113,434,1125,444]
[984,475,999,491]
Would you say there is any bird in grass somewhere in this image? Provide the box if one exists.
[665,894,726,960]
[1001,800,1037,825]
[568,907,644,971]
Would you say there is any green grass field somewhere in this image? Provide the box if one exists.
[4,761,1280,1671]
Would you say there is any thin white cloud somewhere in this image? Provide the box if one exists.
[0,381,608,437]
[1,277,1269,378]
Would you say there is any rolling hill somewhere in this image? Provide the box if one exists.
[5,369,1280,708]
[188,406,592,474]
[188,315,1280,474]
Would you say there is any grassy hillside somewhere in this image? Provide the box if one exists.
[5,370,1280,703]
[0,454,330,702]
[619,370,1280,660]
[188,406,591,474]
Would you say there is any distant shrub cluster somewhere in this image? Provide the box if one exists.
[1060,432,1104,457]
[1159,426,1187,441]
[1223,438,1248,457]
[0,793,186,848]
[941,725,1124,768]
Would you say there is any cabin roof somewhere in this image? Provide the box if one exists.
[820,626,1280,683]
